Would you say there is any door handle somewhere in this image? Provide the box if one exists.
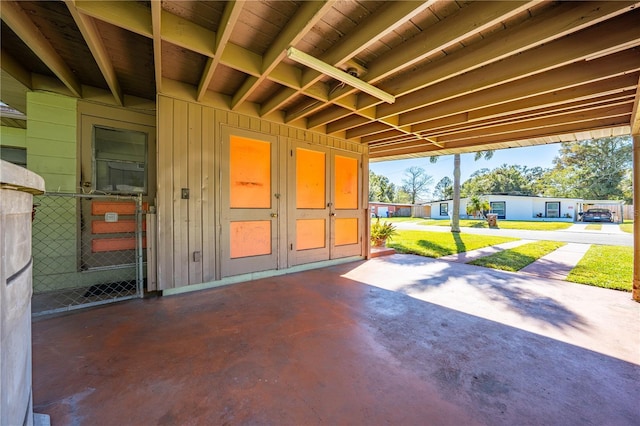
[270,213,278,218]
[330,213,336,217]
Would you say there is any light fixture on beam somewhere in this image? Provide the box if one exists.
[286,47,395,104]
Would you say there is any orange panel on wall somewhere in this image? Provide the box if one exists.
[296,219,326,250]
[334,155,358,209]
[92,219,147,234]
[296,148,325,209]
[230,136,271,208]
[335,218,358,246]
[92,201,149,215]
[92,237,147,253]
[230,221,271,258]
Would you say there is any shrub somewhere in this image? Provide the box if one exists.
[370,218,397,247]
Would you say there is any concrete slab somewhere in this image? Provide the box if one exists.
[439,239,532,263]
[520,243,591,280]
[32,257,640,426]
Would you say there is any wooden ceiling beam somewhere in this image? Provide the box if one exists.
[198,1,245,102]
[432,103,633,143]
[290,0,533,124]
[334,50,639,141]
[1,1,82,97]
[150,0,162,93]
[369,117,630,159]
[75,1,152,37]
[282,1,434,123]
[398,49,640,127]
[310,1,640,130]
[65,1,123,106]
[0,49,32,89]
[378,9,640,119]
[631,74,640,135]
[419,93,636,139]
[232,1,335,110]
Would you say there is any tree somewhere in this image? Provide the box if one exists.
[541,136,632,200]
[466,195,490,219]
[433,176,453,200]
[461,164,548,197]
[368,170,396,202]
[451,151,494,232]
[401,166,433,204]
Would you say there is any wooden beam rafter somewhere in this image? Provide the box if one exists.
[1,0,82,97]
[65,0,123,105]
[197,0,245,102]
[151,0,162,93]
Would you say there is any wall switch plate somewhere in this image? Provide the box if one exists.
[181,188,189,199]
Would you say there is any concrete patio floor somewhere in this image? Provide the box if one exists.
[32,255,640,425]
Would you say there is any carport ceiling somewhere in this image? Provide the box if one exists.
[2,1,640,160]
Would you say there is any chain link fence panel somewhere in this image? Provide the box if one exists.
[31,193,144,316]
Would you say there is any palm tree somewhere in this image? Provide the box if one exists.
[466,195,490,219]
[430,150,493,232]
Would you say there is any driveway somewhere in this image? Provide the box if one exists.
[393,221,633,246]
[32,258,640,425]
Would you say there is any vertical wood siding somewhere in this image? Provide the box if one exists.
[156,95,366,290]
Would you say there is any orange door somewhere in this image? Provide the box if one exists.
[288,142,363,266]
[330,151,363,259]
[220,128,279,277]
[288,144,331,265]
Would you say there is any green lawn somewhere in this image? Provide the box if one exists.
[387,230,516,258]
[469,241,565,272]
[585,224,601,231]
[421,219,573,231]
[620,222,633,233]
[566,245,633,291]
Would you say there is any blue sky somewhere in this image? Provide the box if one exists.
[369,143,561,195]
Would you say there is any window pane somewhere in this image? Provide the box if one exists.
[296,148,325,209]
[334,155,358,209]
[296,219,326,250]
[0,146,27,168]
[230,136,271,208]
[94,126,147,193]
[335,218,358,246]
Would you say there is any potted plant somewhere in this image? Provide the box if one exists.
[370,218,397,247]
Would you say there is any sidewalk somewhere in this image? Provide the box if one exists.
[438,240,592,282]
[520,243,591,280]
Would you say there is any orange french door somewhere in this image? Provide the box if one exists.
[330,151,363,259]
[220,128,279,277]
[289,144,331,265]
[289,142,362,266]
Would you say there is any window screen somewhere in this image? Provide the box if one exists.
[94,126,147,194]
[1,146,27,168]
[440,203,448,216]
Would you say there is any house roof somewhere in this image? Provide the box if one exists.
[1,1,639,161]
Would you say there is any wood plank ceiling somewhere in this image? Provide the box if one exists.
[1,0,639,161]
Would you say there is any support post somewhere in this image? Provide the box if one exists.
[633,135,640,302]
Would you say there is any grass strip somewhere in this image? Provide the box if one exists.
[619,223,633,233]
[468,241,565,272]
[566,245,632,292]
[585,224,601,231]
[420,219,573,231]
[387,230,516,258]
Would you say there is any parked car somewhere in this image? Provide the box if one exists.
[581,208,613,222]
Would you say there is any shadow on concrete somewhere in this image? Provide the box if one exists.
[355,255,586,332]
[32,261,639,425]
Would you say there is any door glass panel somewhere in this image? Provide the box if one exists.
[94,126,147,194]
[230,221,271,258]
[296,148,325,209]
[296,219,326,250]
[334,155,358,209]
[546,202,560,218]
[335,218,358,246]
[230,136,271,208]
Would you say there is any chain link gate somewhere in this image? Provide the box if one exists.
[31,192,145,316]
